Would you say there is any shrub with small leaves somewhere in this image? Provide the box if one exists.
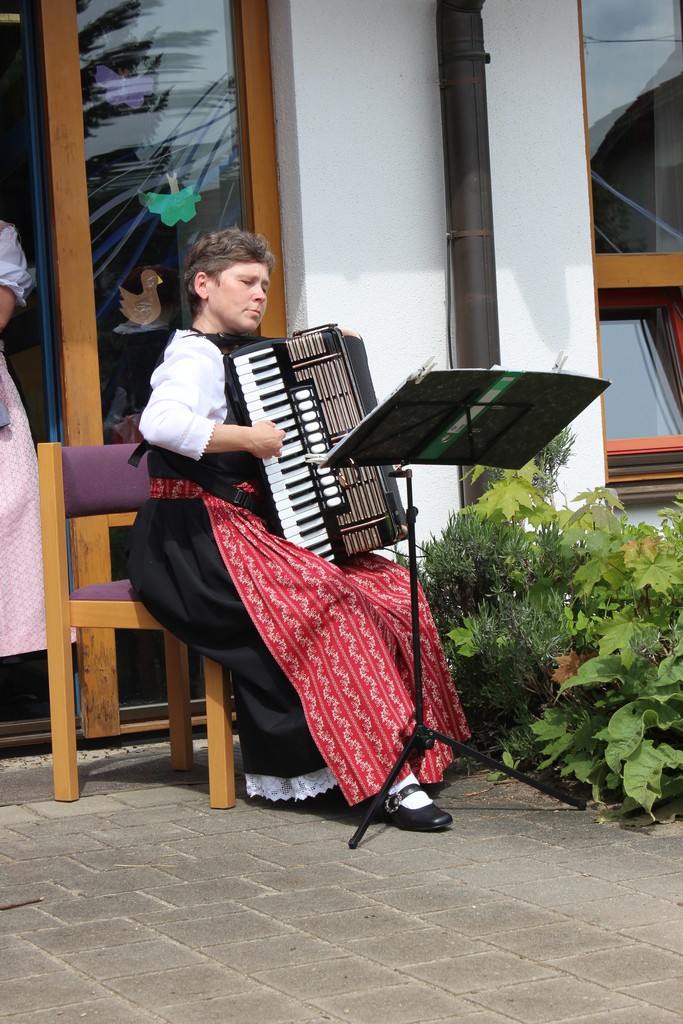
[419,462,577,762]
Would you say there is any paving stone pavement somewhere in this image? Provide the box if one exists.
[0,737,681,1024]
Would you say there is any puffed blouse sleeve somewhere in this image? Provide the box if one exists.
[0,222,33,306]
[138,330,228,460]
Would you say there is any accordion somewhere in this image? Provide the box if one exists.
[225,325,405,562]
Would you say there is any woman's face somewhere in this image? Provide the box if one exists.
[193,260,270,334]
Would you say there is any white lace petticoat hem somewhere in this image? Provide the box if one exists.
[245,766,338,802]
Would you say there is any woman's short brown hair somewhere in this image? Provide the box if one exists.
[183,228,276,316]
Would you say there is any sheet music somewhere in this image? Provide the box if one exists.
[306,357,437,466]
[305,362,610,471]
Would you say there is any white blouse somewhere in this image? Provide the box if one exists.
[138,329,226,460]
[0,222,32,307]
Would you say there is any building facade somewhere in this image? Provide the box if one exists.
[1,0,681,741]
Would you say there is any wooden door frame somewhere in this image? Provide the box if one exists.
[234,0,286,336]
[37,0,117,737]
[36,0,285,736]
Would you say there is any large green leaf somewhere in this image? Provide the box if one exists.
[572,557,612,596]
[565,655,656,701]
[654,650,683,694]
[557,655,623,695]
[622,740,683,817]
[604,703,645,772]
[611,696,683,732]
[474,474,547,523]
[596,617,636,664]
[604,696,683,773]
[631,557,683,593]
[558,754,602,784]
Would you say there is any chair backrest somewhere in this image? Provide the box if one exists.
[61,443,149,519]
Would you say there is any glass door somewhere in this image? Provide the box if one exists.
[0,0,280,741]
[77,0,243,447]
[76,0,245,718]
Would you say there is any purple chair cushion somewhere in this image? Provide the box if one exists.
[71,578,141,602]
[62,444,150,518]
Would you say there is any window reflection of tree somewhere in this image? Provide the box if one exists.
[78,0,240,297]
[592,75,683,254]
[78,0,239,709]
[78,0,242,446]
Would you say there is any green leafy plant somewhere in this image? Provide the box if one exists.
[531,500,683,821]
[487,749,520,782]
[419,460,577,762]
[419,450,683,822]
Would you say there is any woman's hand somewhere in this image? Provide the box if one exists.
[245,420,286,459]
[204,420,285,457]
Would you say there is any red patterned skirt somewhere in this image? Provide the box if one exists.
[141,478,470,806]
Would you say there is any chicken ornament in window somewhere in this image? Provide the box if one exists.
[103,265,180,445]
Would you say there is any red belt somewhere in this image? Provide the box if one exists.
[149,477,267,517]
[150,477,204,499]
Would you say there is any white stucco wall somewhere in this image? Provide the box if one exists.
[269,0,605,542]
[484,0,605,508]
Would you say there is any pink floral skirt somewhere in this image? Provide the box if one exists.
[0,353,46,657]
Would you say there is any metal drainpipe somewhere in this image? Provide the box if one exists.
[436,0,501,503]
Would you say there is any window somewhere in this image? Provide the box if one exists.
[583,0,683,255]
[583,2,683,496]
[599,288,683,481]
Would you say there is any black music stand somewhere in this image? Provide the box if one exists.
[320,364,610,849]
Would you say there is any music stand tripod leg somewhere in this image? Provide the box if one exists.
[348,726,424,850]
[425,731,587,809]
[348,467,429,849]
[348,467,586,850]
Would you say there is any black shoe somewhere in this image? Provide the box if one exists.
[383,783,452,832]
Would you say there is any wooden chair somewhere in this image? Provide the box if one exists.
[37,442,235,809]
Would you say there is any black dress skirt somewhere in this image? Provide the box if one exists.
[127,449,326,780]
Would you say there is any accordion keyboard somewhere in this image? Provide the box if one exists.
[229,344,346,559]
[226,326,404,561]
